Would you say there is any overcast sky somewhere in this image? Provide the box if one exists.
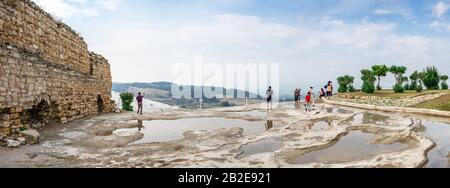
[33,0,450,93]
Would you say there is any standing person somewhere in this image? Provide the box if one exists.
[295,89,301,104]
[305,91,312,112]
[297,89,302,103]
[319,88,326,99]
[266,86,273,110]
[327,81,334,99]
[309,86,316,107]
[294,89,299,103]
[136,92,145,115]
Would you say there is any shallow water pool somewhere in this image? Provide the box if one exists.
[237,138,283,159]
[345,112,390,125]
[309,120,336,131]
[291,130,412,164]
[125,117,266,144]
[227,110,268,118]
[420,120,450,168]
[325,108,354,115]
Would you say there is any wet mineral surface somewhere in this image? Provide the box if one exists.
[0,103,448,168]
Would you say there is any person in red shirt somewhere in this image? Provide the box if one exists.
[136,92,145,115]
[305,92,312,112]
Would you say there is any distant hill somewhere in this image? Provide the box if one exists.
[112,82,263,109]
[112,82,173,93]
[112,82,262,99]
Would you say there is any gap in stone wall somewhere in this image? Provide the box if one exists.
[21,100,54,130]
[97,95,105,113]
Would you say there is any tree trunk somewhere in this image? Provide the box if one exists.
[377,76,381,90]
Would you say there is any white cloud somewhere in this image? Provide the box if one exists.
[429,20,450,31]
[32,0,121,18]
[373,8,412,20]
[96,0,122,11]
[33,0,76,18]
[374,9,396,15]
[320,17,345,27]
[432,1,450,18]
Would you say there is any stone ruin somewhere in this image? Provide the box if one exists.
[0,0,114,146]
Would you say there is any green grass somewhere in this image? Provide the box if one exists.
[411,94,450,111]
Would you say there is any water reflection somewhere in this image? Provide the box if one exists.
[326,108,333,113]
[265,120,274,130]
[325,108,353,115]
[137,120,144,131]
[337,109,353,114]
[345,113,389,125]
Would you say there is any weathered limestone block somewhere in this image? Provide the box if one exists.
[8,107,22,113]
[0,120,10,128]
[0,134,5,143]
[20,129,39,144]
[8,113,19,119]
[10,119,21,126]
[6,139,21,148]
[17,137,26,145]
[1,114,9,122]
[0,127,11,135]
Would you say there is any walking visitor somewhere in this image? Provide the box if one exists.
[136,92,145,115]
[266,86,274,110]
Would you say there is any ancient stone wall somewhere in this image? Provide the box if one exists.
[0,0,114,143]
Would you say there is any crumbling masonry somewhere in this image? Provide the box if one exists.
[0,0,114,144]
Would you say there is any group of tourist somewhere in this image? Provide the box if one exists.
[324,81,334,98]
[266,81,335,112]
[265,81,334,112]
[318,81,334,99]
[133,82,333,114]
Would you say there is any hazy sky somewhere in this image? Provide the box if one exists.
[33,0,450,93]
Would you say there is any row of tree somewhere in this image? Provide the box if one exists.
[338,65,448,94]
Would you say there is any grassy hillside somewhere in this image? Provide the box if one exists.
[337,90,450,99]
[411,94,450,111]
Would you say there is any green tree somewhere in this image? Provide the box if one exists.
[348,85,355,92]
[361,69,376,94]
[441,75,449,90]
[409,71,420,91]
[403,77,410,90]
[120,92,134,111]
[389,66,407,93]
[416,72,426,92]
[422,66,440,90]
[371,65,389,90]
[337,75,355,93]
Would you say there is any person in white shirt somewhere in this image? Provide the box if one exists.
[309,86,315,108]
[266,86,274,110]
